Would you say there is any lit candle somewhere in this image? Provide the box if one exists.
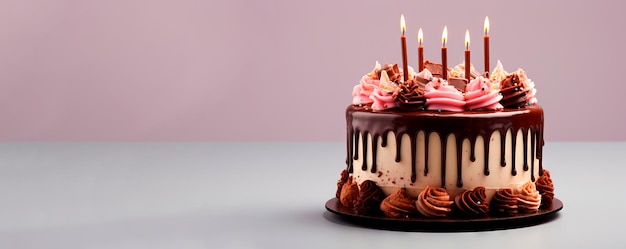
[418,28,424,72]
[484,16,490,74]
[441,26,448,80]
[400,14,409,82]
[465,29,471,82]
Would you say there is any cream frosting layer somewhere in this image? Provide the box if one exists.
[350,128,541,201]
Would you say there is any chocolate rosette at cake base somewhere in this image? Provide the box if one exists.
[354,180,385,215]
[339,177,359,208]
[515,181,541,213]
[490,188,519,216]
[536,169,555,208]
[454,186,489,217]
[415,186,454,218]
[380,188,418,219]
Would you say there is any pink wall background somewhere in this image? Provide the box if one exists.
[0,0,624,141]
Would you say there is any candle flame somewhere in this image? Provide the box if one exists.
[465,29,470,49]
[484,16,490,35]
[418,28,423,45]
[401,14,406,34]
[442,26,448,47]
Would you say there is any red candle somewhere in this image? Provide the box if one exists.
[400,15,409,82]
[418,28,424,72]
[441,26,448,80]
[465,30,471,82]
[484,16,490,74]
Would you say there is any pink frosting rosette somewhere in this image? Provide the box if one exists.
[352,62,381,105]
[464,76,503,110]
[424,78,465,112]
[370,70,399,110]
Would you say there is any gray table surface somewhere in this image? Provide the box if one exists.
[0,142,623,248]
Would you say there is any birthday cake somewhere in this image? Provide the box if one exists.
[335,60,556,219]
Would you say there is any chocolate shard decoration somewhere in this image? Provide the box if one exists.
[447,77,468,92]
[424,60,451,79]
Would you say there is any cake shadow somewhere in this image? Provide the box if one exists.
[324,211,561,233]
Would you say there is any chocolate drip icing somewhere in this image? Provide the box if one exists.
[410,135,417,182]
[394,133,402,162]
[361,132,368,171]
[537,128,544,174]
[346,105,544,188]
[469,136,477,162]
[424,133,430,176]
[522,127,529,171]
[347,130,353,173]
[511,128,517,176]
[499,130,507,167]
[531,127,536,181]
[455,135,463,187]
[483,133,492,175]
[440,133,448,188]
[371,134,378,173]
[353,130,359,161]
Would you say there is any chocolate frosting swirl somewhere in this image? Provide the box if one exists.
[490,188,519,216]
[339,177,358,208]
[336,169,349,198]
[416,186,454,218]
[354,180,385,215]
[499,74,529,108]
[394,78,426,111]
[454,186,489,217]
[424,60,450,78]
[380,188,417,218]
[536,169,555,208]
